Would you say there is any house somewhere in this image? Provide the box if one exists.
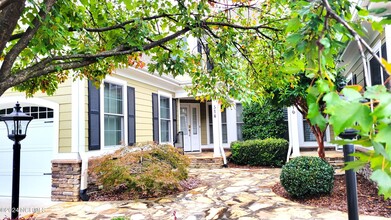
[0,33,344,202]
[336,1,391,152]
[0,64,246,201]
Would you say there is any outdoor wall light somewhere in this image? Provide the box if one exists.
[0,102,33,220]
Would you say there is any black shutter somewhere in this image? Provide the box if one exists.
[370,52,382,85]
[152,93,159,143]
[127,87,136,146]
[172,99,177,143]
[88,81,101,150]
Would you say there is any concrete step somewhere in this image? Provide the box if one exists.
[189,157,223,169]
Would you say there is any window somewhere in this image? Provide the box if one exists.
[221,110,228,143]
[0,108,14,116]
[0,106,53,119]
[303,120,316,142]
[104,82,124,146]
[160,95,171,143]
[208,104,228,144]
[236,103,244,141]
[208,105,214,144]
[368,43,389,88]
[347,74,357,85]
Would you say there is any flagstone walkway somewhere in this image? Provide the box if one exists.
[34,168,389,220]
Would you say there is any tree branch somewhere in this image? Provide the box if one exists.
[0,0,56,80]
[204,21,281,32]
[5,27,191,90]
[0,0,25,55]
[0,0,13,10]
[69,13,181,33]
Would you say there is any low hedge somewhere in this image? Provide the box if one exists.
[230,138,289,167]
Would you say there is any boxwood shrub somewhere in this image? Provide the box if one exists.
[230,138,289,167]
[280,156,334,198]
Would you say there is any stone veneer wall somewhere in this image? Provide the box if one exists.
[51,159,81,202]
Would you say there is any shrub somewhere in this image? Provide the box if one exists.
[242,100,288,141]
[230,138,289,167]
[88,143,190,198]
[280,156,334,198]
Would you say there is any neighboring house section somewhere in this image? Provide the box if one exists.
[0,66,243,201]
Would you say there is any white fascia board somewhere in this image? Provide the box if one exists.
[116,67,184,92]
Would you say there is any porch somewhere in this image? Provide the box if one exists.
[184,149,345,169]
[185,151,231,169]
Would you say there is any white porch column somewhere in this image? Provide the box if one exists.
[226,106,237,143]
[212,100,223,157]
[287,106,300,158]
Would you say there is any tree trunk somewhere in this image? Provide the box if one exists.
[308,123,326,159]
[315,129,326,159]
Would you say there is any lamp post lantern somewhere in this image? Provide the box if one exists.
[0,102,33,220]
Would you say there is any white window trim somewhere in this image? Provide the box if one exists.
[158,91,173,144]
[100,76,128,149]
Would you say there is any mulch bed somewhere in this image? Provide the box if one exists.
[88,177,202,201]
[272,174,391,218]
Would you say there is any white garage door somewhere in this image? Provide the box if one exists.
[0,106,54,198]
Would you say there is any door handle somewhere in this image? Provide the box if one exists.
[43,173,52,175]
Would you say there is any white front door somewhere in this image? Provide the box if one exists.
[180,104,201,152]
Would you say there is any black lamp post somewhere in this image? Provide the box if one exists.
[0,102,33,220]
[339,128,359,220]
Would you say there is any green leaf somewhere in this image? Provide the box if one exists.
[369,7,387,14]
[374,126,391,146]
[319,38,331,48]
[307,103,327,130]
[357,7,369,16]
[371,141,390,161]
[328,103,372,135]
[316,79,330,93]
[342,88,362,101]
[323,92,341,106]
[286,33,302,46]
[286,17,301,33]
[372,21,384,32]
[370,170,391,199]
[343,160,367,172]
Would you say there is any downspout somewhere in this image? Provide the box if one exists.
[74,78,89,201]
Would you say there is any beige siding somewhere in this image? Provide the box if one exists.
[111,74,174,144]
[2,79,73,153]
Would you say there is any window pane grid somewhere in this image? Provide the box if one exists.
[104,82,124,147]
[236,104,244,141]
[160,96,171,142]
[1,106,53,119]
[104,82,123,114]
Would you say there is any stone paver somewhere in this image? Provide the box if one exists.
[33,168,389,220]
